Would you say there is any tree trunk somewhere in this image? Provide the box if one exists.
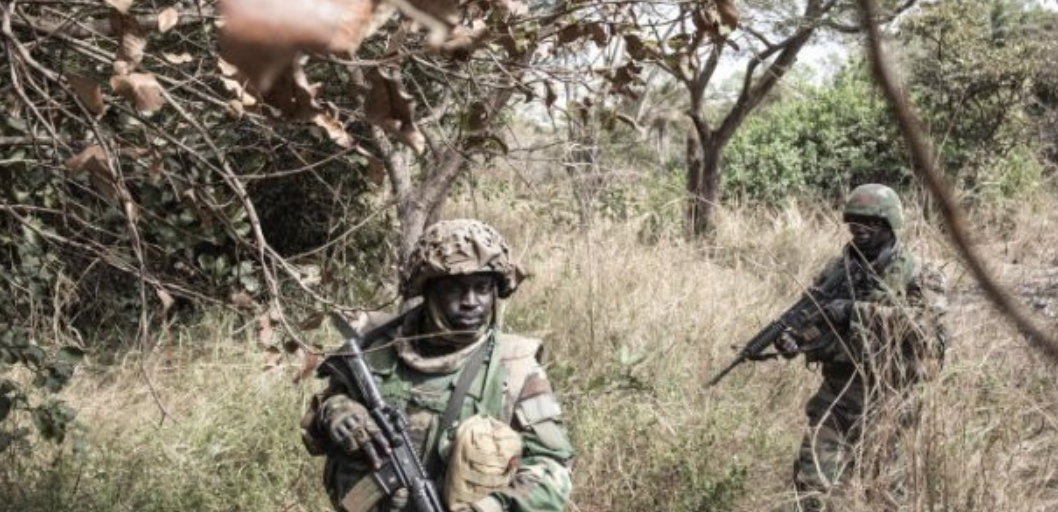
[685,135,724,237]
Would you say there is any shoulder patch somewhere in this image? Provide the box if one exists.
[494,332,544,423]
[495,333,543,362]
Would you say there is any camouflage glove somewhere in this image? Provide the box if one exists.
[822,298,854,325]
[385,488,409,512]
[319,394,389,459]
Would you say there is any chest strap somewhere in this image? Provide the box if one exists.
[424,336,494,484]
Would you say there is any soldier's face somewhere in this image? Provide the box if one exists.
[848,217,893,254]
[426,273,497,331]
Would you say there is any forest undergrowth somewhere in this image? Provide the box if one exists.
[2,185,1057,512]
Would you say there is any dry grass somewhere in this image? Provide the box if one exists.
[3,184,1058,511]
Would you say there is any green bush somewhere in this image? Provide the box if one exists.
[724,65,908,202]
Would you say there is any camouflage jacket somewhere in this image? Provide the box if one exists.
[301,314,574,512]
[803,243,948,389]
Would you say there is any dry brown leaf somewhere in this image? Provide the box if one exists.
[110,11,146,68]
[624,34,650,61]
[298,312,326,331]
[465,101,489,132]
[110,73,166,113]
[162,52,193,65]
[259,63,323,119]
[105,0,133,13]
[293,350,321,383]
[258,313,275,346]
[158,7,180,33]
[544,82,557,109]
[363,67,425,153]
[557,24,585,45]
[588,22,609,47]
[219,0,384,93]
[717,0,739,30]
[66,146,120,201]
[68,74,105,116]
[312,113,353,148]
[282,338,301,353]
[230,290,256,310]
[608,61,641,98]
[366,155,386,186]
[64,146,108,175]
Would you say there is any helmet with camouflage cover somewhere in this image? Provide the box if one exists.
[843,183,903,231]
[401,219,525,299]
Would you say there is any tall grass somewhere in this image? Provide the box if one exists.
[3,186,1057,511]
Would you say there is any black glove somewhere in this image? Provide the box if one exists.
[776,330,801,358]
[822,298,854,325]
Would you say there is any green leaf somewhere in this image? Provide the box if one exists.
[57,346,86,365]
[22,345,46,366]
[240,274,260,293]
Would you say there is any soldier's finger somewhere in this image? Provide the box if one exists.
[369,429,393,455]
[334,424,349,439]
[362,442,384,470]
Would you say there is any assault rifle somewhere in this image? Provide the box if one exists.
[706,265,851,387]
[707,246,898,387]
[321,313,446,512]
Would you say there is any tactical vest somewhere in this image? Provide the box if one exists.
[325,314,553,512]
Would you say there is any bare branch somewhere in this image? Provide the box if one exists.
[859,0,1058,360]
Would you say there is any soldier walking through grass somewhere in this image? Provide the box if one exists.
[774,184,948,511]
[301,219,574,512]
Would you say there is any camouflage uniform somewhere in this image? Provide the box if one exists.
[790,185,947,510]
[301,220,574,512]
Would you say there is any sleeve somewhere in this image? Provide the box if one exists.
[301,383,339,456]
[472,363,575,512]
[301,379,372,458]
[849,261,949,377]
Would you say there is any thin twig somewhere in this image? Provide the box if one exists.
[859,0,1058,360]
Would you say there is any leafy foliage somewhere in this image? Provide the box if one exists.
[0,0,546,449]
[900,0,1058,193]
[724,65,907,201]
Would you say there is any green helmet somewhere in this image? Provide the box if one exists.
[843,183,903,230]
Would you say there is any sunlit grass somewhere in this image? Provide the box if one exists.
[4,187,1058,511]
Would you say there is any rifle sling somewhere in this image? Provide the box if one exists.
[424,334,494,485]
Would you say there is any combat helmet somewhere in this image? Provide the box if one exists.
[843,183,903,231]
[401,219,525,299]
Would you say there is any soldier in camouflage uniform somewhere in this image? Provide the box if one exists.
[776,184,947,511]
[301,219,574,512]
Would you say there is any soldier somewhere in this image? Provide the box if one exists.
[301,219,574,512]
[776,184,947,511]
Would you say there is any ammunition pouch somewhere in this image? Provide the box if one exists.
[444,415,522,510]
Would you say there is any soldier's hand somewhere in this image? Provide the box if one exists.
[823,299,854,324]
[776,331,800,358]
[319,394,390,461]
[385,488,409,512]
